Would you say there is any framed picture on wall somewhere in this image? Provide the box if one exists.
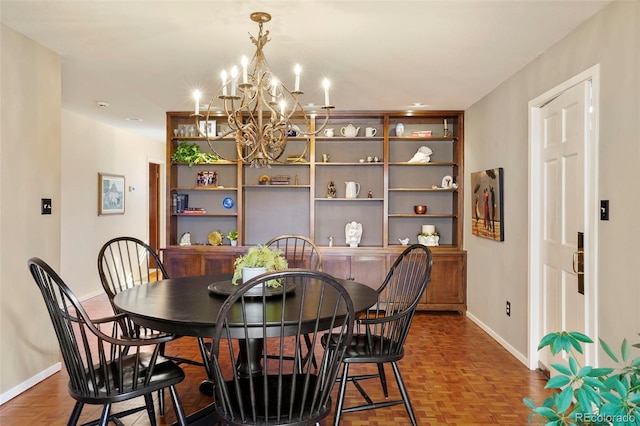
[98,173,125,215]
[471,168,504,241]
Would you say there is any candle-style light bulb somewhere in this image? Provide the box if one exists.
[241,56,248,84]
[221,70,228,96]
[322,79,331,106]
[193,90,201,115]
[280,100,286,116]
[271,79,278,102]
[230,66,238,97]
[294,64,301,92]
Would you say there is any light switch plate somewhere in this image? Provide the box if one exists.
[41,198,52,215]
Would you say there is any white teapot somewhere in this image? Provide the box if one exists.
[340,124,360,138]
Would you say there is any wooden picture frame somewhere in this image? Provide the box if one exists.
[196,170,218,187]
[471,168,504,241]
[98,173,125,215]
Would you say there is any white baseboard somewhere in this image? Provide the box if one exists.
[0,290,105,405]
[0,362,61,405]
[466,311,530,368]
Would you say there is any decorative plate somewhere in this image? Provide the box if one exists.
[207,230,223,246]
[222,197,234,209]
[208,280,296,298]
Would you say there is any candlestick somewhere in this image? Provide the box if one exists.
[241,56,248,84]
[193,90,200,115]
[230,66,238,97]
[323,79,330,106]
[294,64,301,92]
[221,70,228,96]
[444,119,448,130]
[270,79,278,102]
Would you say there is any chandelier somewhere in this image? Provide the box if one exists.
[193,12,334,167]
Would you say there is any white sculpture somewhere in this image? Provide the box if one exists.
[407,146,433,163]
[398,237,410,246]
[345,221,363,247]
[179,232,191,246]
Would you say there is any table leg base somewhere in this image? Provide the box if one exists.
[172,402,217,426]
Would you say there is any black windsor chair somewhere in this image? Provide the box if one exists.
[97,237,211,406]
[28,257,188,426]
[323,244,433,426]
[209,269,355,426]
[266,234,323,369]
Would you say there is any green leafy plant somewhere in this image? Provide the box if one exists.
[524,331,640,425]
[226,230,238,241]
[171,141,220,166]
[232,245,288,287]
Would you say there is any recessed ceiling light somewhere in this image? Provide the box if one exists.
[413,103,424,107]
[96,101,110,108]
[126,117,143,122]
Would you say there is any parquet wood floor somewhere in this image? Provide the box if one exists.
[0,294,551,425]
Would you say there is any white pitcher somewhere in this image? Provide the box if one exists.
[345,181,360,199]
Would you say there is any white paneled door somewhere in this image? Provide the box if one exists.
[529,66,599,371]
[539,82,588,370]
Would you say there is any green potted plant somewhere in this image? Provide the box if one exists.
[226,230,238,246]
[232,245,288,288]
[523,331,640,425]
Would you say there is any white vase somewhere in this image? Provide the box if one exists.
[242,267,267,283]
[395,123,405,136]
[230,240,237,247]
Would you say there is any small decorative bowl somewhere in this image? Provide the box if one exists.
[414,205,427,214]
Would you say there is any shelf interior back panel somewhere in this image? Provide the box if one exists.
[315,201,383,247]
[243,187,311,245]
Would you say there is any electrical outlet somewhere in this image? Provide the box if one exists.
[506,301,511,316]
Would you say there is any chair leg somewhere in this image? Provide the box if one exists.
[144,394,157,426]
[197,337,213,380]
[391,361,417,426]
[98,403,111,426]
[377,362,389,397]
[158,388,165,415]
[168,385,189,426]
[333,363,350,426]
[68,401,84,425]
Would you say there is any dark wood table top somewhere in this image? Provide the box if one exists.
[113,274,378,338]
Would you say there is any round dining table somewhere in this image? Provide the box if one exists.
[112,273,378,425]
[112,273,378,338]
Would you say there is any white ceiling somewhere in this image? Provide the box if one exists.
[1,0,610,140]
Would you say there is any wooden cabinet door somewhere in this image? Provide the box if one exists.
[349,255,387,290]
[202,253,237,275]
[424,253,466,306]
[320,255,351,281]
[163,251,202,278]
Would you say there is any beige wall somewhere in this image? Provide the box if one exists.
[464,0,640,359]
[60,111,165,296]
[1,24,62,399]
[0,24,165,401]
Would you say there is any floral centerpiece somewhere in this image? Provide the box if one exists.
[232,245,288,288]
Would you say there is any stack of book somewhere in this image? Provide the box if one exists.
[411,130,432,137]
[270,175,290,185]
[172,193,189,213]
[182,207,206,215]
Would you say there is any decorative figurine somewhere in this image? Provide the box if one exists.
[345,221,363,247]
[398,237,410,246]
[408,146,433,163]
[327,181,337,198]
[328,235,334,247]
[179,232,191,246]
[367,190,373,198]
